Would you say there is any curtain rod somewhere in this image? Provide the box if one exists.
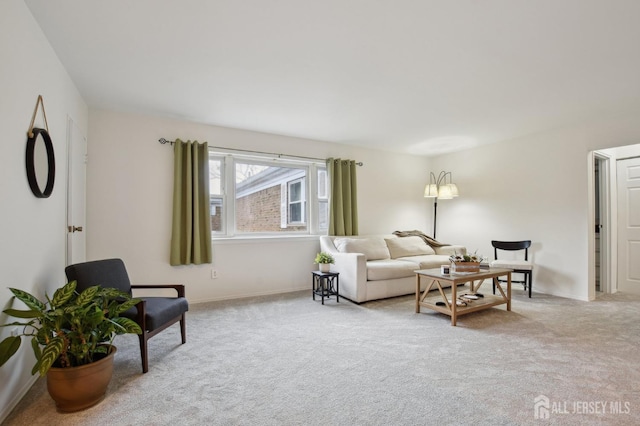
[158,138,363,166]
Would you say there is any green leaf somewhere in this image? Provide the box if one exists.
[31,359,41,376]
[8,288,45,311]
[39,336,64,376]
[2,308,42,319]
[94,345,108,355]
[0,336,22,367]
[51,281,77,307]
[111,317,142,335]
[102,288,130,300]
[30,338,42,375]
[30,336,42,360]
[35,328,49,346]
[85,305,105,328]
[76,285,100,307]
[114,298,140,315]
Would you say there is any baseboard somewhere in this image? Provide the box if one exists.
[0,374,38,424]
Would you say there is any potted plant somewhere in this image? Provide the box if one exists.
[449,251,482,273]
[0,280,142,412]
[314,252,335,272]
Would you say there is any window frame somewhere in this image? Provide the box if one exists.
[208,155,226,235]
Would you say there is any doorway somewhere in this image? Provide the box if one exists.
[593,153,610,293]
[616,156,640,294]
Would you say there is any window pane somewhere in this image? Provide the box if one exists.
[290,181,301,202]
[317,167,328,231]
[209,157,222,196]
[210,197,223,232]
[318,169,327,199]
[235,161,307,233]
[289,203,302,222]
[318,200,328,230]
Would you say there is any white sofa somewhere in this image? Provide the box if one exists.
[319,234,467,303]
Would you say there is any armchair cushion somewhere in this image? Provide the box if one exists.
[127,297,190,332]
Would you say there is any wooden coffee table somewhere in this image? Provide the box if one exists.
[415,268,512,326]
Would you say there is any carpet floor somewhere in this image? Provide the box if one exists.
[3,287,640,425]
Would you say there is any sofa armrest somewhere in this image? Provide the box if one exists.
[319,236,367,302]
[434,245,467,256]
[329,252,367,302]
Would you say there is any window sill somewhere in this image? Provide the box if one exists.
[212,234,325,245]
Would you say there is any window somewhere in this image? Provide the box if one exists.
[288,178,305,225]
[210,151,327,237]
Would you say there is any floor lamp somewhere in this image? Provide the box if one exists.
[424,171,459,239]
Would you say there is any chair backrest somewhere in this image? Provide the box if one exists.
[491,240,531,261]
[65,258,132,295]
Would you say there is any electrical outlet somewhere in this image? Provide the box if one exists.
[211,269,218,279]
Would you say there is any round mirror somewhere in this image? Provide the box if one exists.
[26,127,55,198]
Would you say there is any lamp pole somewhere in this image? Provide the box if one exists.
[433,199,438,239]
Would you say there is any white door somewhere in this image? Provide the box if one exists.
[617,157,640,294]
[66,116,87,265]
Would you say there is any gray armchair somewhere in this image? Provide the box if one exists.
[65,258,188,373]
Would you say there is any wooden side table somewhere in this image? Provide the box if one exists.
[312,271,339,305]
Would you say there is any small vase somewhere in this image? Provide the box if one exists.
[319,263,331,272]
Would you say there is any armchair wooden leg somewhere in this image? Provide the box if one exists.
[139,333,149,374]
[180,314,187,344]
[528,272,533,298]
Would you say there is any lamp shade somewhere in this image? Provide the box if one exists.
[449,183,459,197]
[424,184,438,198]
[438,184,453,199]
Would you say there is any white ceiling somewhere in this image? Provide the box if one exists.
[25,0,640,156]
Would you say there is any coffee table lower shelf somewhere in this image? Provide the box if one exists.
[415,268,512,326]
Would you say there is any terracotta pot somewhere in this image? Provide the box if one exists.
[46,346,116,412]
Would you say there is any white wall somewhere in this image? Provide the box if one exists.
[0,1,88,422]
[429,109,640,301]
[86,109,432,303]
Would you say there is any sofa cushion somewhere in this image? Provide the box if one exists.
[366,259,417,281]
[396,255,451,270]
[334,237,390,261]
[385,236,435,258]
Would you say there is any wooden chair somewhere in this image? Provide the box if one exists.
[65,258,188,373]
[490,240,533,297]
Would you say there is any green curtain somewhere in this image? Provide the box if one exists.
[170,139,212,265]
[327,158,359,236]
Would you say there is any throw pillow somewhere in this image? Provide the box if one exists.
[385,236,435,258]
[334,237,391,261]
